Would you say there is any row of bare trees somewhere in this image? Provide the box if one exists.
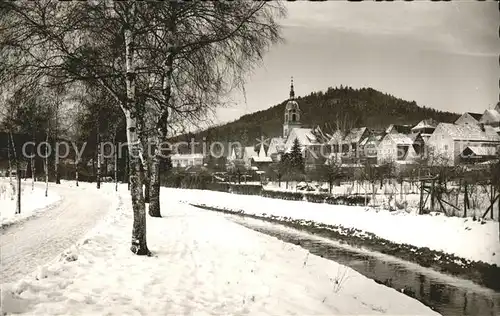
[0,1,285,255]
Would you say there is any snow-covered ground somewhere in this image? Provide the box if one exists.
[1,184,438,315]
[264,180,498,219]
[0,179,61,228]
[0,181,115,284]
[168,188,500,266]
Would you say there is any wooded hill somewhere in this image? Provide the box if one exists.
[171,86,459,154]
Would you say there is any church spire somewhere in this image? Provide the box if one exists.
[289,76,295,100]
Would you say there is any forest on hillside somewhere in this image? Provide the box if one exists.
[172,86,459,152]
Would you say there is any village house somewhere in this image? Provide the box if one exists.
[426,123,500,166]
[267,137,285,162]
[359,131,384,164]
[171,153,204,169]
[479,105,500,128]
[251,143,273,168]
[455,112,482,126]
[411,119,438,142]
[385,124,413,135]
[338,127,370,164]
[242,146,257,169]
[284,126,329,171]
[377,133,419,165]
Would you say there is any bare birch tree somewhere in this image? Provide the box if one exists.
[0,1,284,255]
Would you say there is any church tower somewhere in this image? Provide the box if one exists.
[283,77,301,138]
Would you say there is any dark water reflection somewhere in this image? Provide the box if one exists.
[228,216,500,316]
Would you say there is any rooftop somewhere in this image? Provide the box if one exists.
[437,123,500,142]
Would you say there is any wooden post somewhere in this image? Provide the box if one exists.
[491,183,494,220]
[431,179,436,212]
[419,180,424,215]
[463,183,468,218]
[400,180,403,201]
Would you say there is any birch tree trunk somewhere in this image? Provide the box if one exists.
[7,134,13,192]
[143,154,151,203]
[114,135,118,192]
[31,131,35,191]
[10,132,21,214]
[149,30,174,217]
[55,108,60,184]
[149,131,162,217]
[75,157,79,187]
[45,129,49,197]
[96,132,101,189]
[125,21,150,256]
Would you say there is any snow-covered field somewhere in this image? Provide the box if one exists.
[168,188,500,266]
[1,184,438,315]
[0,179,61,228]
[264,180,498,219]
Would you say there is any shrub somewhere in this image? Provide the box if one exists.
[304,193,329,203]
[228,184,262,196]
[261,190,304,201]
[325,195,369,206]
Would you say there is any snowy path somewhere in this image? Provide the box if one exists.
[0,182,113,284]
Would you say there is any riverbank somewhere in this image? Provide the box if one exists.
[189,202,500,292]
[0,186,437,315]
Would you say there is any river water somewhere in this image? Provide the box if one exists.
[226,214,500,316]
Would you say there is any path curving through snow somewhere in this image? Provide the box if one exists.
[0,182,114,284]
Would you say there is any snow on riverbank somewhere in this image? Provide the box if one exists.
[0,180,61,228]
[1,186,438,315]
[167,188,500,266]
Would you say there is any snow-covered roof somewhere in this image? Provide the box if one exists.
[229,146,242,160]
[437,123,500,142]
[252,143,272,163]
[463,146,498,157]
[412,119,438,131]
[408,132,423,142]
[327,130,345,145]
[480,109,500,124]
[385,133,414,145]
[465,112,483,121]
[252,156,273,163]
[386,124,412,135]
[286,128,319,148]
[268,137,285,154]
[344,127,367,144]
[243,146,257,159]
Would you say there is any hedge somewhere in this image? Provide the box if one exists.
[228,183,263,195]
[163,175,369,206]
[261,190,304,201]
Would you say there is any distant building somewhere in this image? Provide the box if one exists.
[340,127,370,164]
[171,153,204,168]
[455,112,482,126]
[284,126,329,171]
[283,78,302,139]
[479,108,500,128]
[359,132,384,164]
[267,137,285,162]
[427,123,500,166]
[242,146,257,169]
[251,143,272,168]
[411,119,439,142]
[385,124,413,135]
[377,133,419,165]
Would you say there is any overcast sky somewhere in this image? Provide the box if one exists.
[214,1,499,126]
